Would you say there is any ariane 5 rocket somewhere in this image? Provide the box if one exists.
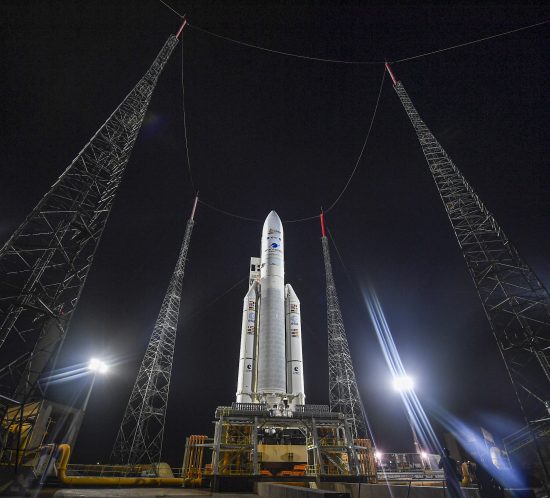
[236,211,305,412]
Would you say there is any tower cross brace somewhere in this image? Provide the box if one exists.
[111,197,197,467]
[0,23,186,404]
[387,63,550,467]
[321,214,369,440]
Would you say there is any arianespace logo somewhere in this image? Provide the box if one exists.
[247,364,252,371]
[293,366,299,374]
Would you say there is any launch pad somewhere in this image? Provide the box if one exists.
[181,212,377,491]
[182,403,376,491]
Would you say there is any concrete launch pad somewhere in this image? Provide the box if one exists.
[19,482,481,498]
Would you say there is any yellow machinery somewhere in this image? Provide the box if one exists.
[181,403,377,491]
[0,400,83,470]
[182,435,209,486]
[55,444,184,486]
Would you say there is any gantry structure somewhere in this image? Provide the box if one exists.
[320,214,368,440]
[386,63,550,469]
[0,21,187,408]
[111,197,197,467]
[181,402,376,491]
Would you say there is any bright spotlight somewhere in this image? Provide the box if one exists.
[374,451,382,460]
[88,358,108,374]
[393,375,414,392]
[420,451,428,460]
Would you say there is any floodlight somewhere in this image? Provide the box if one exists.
[392,375,414,392]
[88,358,108,374]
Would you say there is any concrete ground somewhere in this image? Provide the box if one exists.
[0,488,255,498]
[52,489,209,497]
[0,482,483,498]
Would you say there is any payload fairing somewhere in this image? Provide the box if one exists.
[236,211,305,412]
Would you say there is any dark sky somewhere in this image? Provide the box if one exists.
[1,1,549,466]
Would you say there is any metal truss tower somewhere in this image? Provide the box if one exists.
[111,197,197,467]
[386,63,550,459]
[0,21,187,404]
[320,213,368,440]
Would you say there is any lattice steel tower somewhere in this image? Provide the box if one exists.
[320,213,368,439]
[386,63,550,455]
[0,21,188,404]
[111,197,197,467]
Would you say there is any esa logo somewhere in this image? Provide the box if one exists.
[271,242,279,249]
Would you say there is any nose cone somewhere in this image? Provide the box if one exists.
[264,210,283,231]
[261,210,284,260]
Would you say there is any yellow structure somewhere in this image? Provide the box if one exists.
[55,444,184,487]
[0,400,83,469]
[180,403,377,491]
[258,444,308,464]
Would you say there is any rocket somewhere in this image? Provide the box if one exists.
[236,211,305,412]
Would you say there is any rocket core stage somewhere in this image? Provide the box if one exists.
[236,211,306,412]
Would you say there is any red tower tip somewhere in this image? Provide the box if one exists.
[190,195,198,221]
[385,62,397,86]
[320,212,326,238]
[176,19,188,39]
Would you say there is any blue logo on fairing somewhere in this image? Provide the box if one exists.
[271,243,279,249]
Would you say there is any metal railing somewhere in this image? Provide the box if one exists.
[375,453,444,479]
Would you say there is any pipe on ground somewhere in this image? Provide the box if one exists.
[55,444,184,487]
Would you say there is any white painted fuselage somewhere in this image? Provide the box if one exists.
[235,211,305,412]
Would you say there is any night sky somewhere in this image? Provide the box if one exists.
[1,1,549,466]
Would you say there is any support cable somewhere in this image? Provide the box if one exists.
[181,40,196,192]
[199,67,385,224]
[187,23,384,65]
[327,226,352,279]
[322,66,385,215]
[157,0,548,66]
[391,19,549,63]
[179,14,549,67]
[158,0,184,18]
[198,199,262,222]
[186,275,249,320]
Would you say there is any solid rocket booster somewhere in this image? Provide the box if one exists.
[236,281,258,403]
[285,284,305,407]
[235,211,306,410]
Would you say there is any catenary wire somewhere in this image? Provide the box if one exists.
[181,41,196,191]
[157,0,548,66]
[156,0,548,223]
[158,0,184,18]
[198,199,262,222]
[199,67,385,224]
[322,66,386,214]
[390,19,550,63]
[327,225,352,280]
[186,275,249,319]
[187,23,384,65]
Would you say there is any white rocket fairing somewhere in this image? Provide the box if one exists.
[235,211,305,411]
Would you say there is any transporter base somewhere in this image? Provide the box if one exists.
[182,403,377,492]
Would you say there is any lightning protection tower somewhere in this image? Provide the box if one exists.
[111,196,198,468]
[320,213,368,440]
[0,20,188,404]
[386,63,550,472]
